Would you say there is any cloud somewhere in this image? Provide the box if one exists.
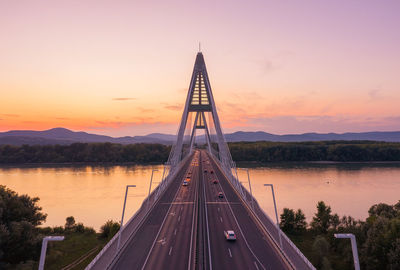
[368,88,384,100]
[2,114,20,117]
[112,98,136,101]
[164,105,182,111]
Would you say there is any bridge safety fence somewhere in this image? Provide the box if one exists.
[85,155,192,270]
[208,154,316,270]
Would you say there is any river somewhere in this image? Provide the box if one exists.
[1,163,399,230]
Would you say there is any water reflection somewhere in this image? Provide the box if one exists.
[0,163,399,230]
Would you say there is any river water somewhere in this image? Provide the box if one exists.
[1,163,399,230]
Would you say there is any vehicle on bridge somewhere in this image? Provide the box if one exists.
[213,179,218,184]
[224,230,236,241]
[218,192,224,198]
[182,181,188,186]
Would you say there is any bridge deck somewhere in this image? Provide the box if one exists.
[89,150,297,270]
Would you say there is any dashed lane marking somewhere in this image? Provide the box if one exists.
[254,261,260,270]
[169,247,173,256]
[220,217,223,223]
[228,248,232,258]
[174,229,177,235]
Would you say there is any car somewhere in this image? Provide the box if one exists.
[182,181,188,186]
[213,180,218,184]
[210,170,214,174]
[224,230,236,241]
[204,169,207,173]
[218,192,223,198]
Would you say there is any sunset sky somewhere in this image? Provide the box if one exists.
[1,0,399,136]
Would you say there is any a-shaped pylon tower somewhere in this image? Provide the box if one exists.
[167,52,235,174]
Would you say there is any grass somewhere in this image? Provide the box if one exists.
[44,232,108,270]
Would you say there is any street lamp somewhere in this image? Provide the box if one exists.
[238,168,254,210]
[38,236,64,270]
[147,169,158,208]
[264,184,283,248]
[117,184,136,253]
[334,233,360,270]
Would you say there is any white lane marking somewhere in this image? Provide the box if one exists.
[228,248,232,258]
[220,217,223,223]
[181,206,183,211]
[254,261,260,270]
[140,157,193,270]
[178,215,181,222]
[174,229,177,235]
[169,246,173,256]
[218,207,220,212]
[169,212,176,216]
[208,155,267,270]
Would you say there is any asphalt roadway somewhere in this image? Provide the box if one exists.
[109,150,291,270]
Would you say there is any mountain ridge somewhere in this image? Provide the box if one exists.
[1,128,400,145]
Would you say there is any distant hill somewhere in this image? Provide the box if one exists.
[0,128,172,145]
[1,128,400,145]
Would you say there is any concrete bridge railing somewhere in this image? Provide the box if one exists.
[85,156,192,270]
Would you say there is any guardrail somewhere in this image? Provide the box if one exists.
[86,156,192,270]
[209,154,316,270]
[233,177,316,270]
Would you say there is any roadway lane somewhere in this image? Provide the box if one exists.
[142,152,200,270]
[201,150,291,270]
[109,153,196,270]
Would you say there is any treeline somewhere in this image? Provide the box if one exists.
[229,141,400,162]
[0,143,170,163]
[1,141,400,163]
[281,200,400,270]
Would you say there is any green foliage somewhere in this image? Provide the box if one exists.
[312,235,330,267]
[0,185,47,265]
[228,140,400,162]
[282,200,400,270]
[65,216,76,230]
[0,143,171,164]
[280,208,307,234]
[311,201,335,234]
[99,220,120,239]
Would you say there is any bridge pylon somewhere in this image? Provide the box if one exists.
[167,52,235,174]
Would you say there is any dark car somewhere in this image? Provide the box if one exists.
[213,180,218,184]
[218,192,223,198]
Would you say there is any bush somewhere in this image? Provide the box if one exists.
[100,220,120,239]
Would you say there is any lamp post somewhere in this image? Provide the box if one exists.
[38,236,64,270]
[116,184,136,253]
[334,233,360,270]
[238,168,254,210]
[264,184,282,248]
[147,169,158,208]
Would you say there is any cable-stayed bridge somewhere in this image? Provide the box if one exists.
[86,52,316,270]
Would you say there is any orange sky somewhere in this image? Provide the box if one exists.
[1,1,399,136]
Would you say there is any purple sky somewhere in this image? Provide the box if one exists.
[1,0,399,136]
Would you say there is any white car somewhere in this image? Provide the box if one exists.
[182,181,188,186]
[224,230,236,241]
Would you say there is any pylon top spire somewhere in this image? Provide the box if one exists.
[167,51,234,171]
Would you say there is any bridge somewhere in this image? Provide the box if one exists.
[86,52,316,270]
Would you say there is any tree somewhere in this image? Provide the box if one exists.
[294,209,307,232]
[312,235,331,268]
[280,208,307,234]
[100,220,120,239]
[311,201,333,234]
[280,208,295,233]
[65,216,76,230]
[0,185,47,264]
